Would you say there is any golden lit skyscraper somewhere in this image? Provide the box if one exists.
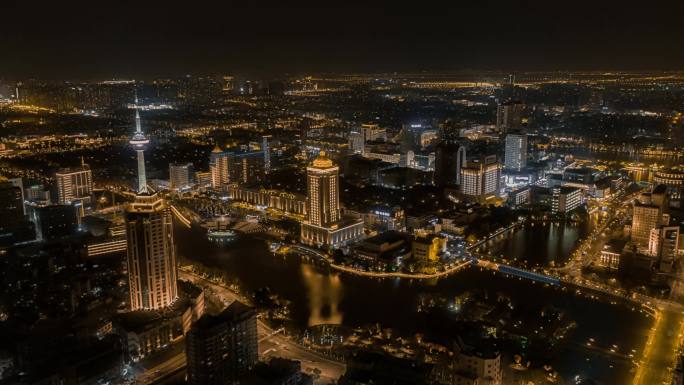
[126,193,178,310]
[306,151,340,227]
[210,146,229,189]
[126,98,178,311]
[301,151,364,248]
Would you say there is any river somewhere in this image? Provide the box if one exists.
[478,220,593,267]
[175,224,650,384]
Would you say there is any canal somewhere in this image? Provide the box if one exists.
[477,220,593,267]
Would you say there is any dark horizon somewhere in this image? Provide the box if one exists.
[2,1,684,79]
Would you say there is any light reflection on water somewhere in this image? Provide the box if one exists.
[301,263,344,326]
[485,221,592,266]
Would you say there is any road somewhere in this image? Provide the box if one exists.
[136,352,186,384]
[633,309,684,385]
[471,188,684,385]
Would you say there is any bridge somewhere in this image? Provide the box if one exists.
[469,254,674,315]
[169,204,193,228]
[466,222,521,251]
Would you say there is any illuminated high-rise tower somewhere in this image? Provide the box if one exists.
[126,96,178,311]
[301,151,364,248]
[504,133,527,171]
[209,146,229,189]
[306,151,340,227]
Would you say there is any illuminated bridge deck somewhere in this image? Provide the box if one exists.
[472,258,561,286]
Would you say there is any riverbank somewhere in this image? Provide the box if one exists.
[283,244,472,280]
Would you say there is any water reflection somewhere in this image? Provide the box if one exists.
[301,264,344,326]
[486,221,591,266]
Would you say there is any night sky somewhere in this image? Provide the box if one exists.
[2,0,684,79]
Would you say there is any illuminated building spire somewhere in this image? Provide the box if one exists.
[129,93,150,194]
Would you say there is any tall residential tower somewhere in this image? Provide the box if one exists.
[504,133,528,171]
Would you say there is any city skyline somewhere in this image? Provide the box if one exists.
[1,4,684,384]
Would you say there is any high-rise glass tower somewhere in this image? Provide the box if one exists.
[504,133,527,171]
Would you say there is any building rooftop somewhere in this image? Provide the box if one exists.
[555,186,582,194]
[604,239,628,254]
[363,230,407,246]
[311,150,335,169]
[653,184,667,195]
[192,300,255,332]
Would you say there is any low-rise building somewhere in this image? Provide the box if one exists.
[114,281,204,361]
[508,187,531,207]
[599,239,628,270]
[412,234,447,262]
[354,231,412,269]
[227,184,307,216]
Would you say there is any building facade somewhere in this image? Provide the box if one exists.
[125,193,178,311]
[496,100,523,133]
[551,186,583,214]
[35,204,79,241]
[186,301,258,385]
[262,135,271,174]
[55,164,93,206]
[210,146,229,189]
[169,162,194,191]
[434,141,467,186]
[227,184,307,216]
[307,152,340,227]
[301,152,364,248]
[459,155,501,202]
[349,131,365,155]
[631,190,667,246]
[126,97,178,311]
[504,133,527,171]
[210,147,265,189]
[229,151,265,185]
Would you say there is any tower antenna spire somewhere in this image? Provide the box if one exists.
[129,92,150,194]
